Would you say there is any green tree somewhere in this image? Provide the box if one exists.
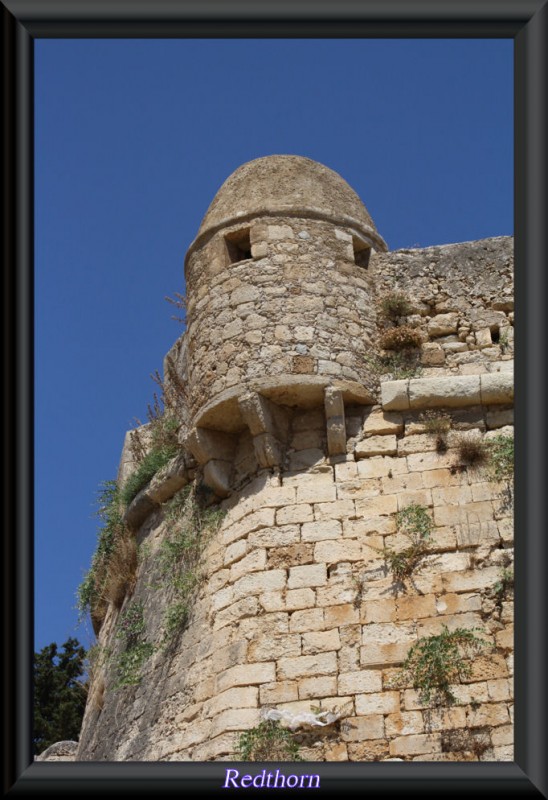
[33,637,87,755]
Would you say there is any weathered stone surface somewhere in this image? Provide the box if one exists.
[480,372,514,404]
[408,376,481,408]
[427,313,459,337]
[381,380,410,410]
[36,741,78,762]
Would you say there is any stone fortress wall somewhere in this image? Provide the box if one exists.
[75,157,514,763]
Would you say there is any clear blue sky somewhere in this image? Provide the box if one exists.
[35,39,512,652]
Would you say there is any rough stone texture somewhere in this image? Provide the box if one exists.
[76,158,514,764]
[36,741,78,761]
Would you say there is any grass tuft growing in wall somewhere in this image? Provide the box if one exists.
[383,503,433,585]
[236,720,302,762]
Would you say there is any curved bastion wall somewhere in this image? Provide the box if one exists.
[72,157,514,764]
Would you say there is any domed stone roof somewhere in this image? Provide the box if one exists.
[194,155,387,251]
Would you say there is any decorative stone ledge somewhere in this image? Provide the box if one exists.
[381,373,513,411]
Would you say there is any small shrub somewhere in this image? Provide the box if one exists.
[383,504,433,584]
[112,642,155,689]
[492,567,514,611]
[486,435,514,481]
[454,432,489,468]
[420,410,452,453]
[77,481,127,624]
[236,720,302,762]
[420,410,452,435]
[366,350,422,380]
[159,485,225,644]
[379,325,423,352]
[397,626,488,706]
[112,601,155,689]
[379,292,413,322]
[442,728,491,759]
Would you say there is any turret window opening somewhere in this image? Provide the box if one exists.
[353,236,372,269]
[225,228,252,264]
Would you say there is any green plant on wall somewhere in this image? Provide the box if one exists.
[77,481,127,623]
[492,567,514,612]
[396,626,488,706]
[236,719,302,762]
[379,291,413,323]
[365,350,422,380]
[111,601,156,689]
[420,410,452,453]
[486,435,513,480]
[383,503,433,585]
[159,484,225,644]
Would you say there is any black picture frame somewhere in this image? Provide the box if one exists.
[2,1,546,796]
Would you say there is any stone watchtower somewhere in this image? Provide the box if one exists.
[172,155,388,497]
[76,156,514,763]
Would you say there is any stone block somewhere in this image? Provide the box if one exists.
[408,376,481,409]
[277,652,338,680]
[355,435,398,457]
[486,408,513,429]
[341,715,384,742]
[355,494,398,517]
[338,670,383,695]
[466,703,510,728]
[267,543,314,570]
[427,313,459,337]
[325,604,359,627]
[210,707,261,738]
[433,501,494,527]
[233,569,287,601]
[296,483,337,504]
[216,662,276,693]
[396,595,437,621]
[229,548,267,582]
[203,687,258,719]
[224,539,247,566]
[213,597,260,631]
[248,524,300,549]
[385,711,424,737]
[464,654,508,682]
[361,408,404,437]
[313,539,366,564]
[389,733,442,757]
[301,519,342,542]
[259,681,298,705]
[276,504,314,525]
[298,676,338,699]
[288,563,327,590]
[360,599,397,624]
[287,448,325,471]
[442,566,501,593]
[222,508,276,546]
[380,380,410,411]
[302,629,341,654]
[355,691,400,716]
[357,456,408,478]
[360,643,411,667]
[487,679,513,702]
[480,372,514,404]
[289,608,325,633]
[314,499,356,521]
[248,634,302,662]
